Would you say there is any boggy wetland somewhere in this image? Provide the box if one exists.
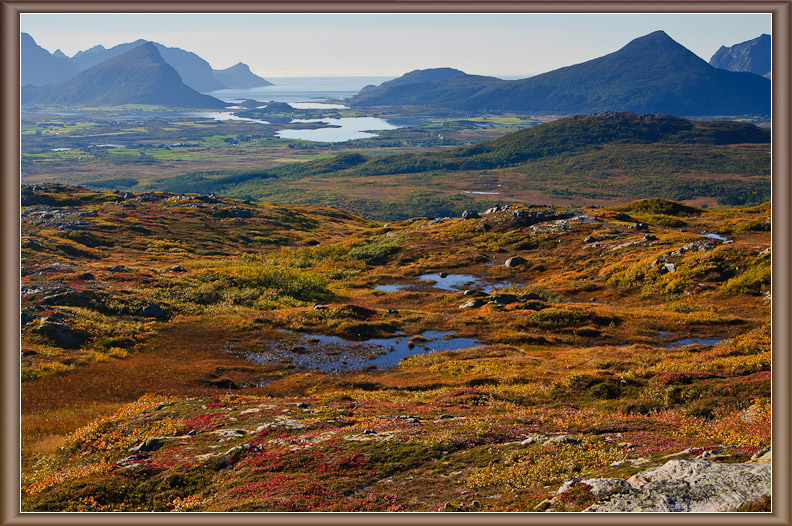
[17,25,776,513]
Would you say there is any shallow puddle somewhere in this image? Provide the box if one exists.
[244,330,481,372]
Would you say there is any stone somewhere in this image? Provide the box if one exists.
[459,299,485,309]
[107,265,133,273]
[583,236,599,243]
[165,265,187,273]
[128,437,164,454]
[520,434,547,446]
[557,477,633,497]
[663,263,677,274]
[210,429,249,439]
[221,443,261,459]
[435,414,454,420]
[505,256,527,267]
[643,234,658,241]
[21,311,36,326]
[583,459,772,512]
[632,222,649,231]
[461,210,480,219]
[489,293,518,305]
[545,435,580,445]
[749,449,771,464]
[296,402,310,409]
[34,321,85,349]
[142,304,167,319]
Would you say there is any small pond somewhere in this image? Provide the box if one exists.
[665,338,724,349]
[419,273,515,293]
[701,233,730,242]
[376,274,516,293]
[244,330,481,372]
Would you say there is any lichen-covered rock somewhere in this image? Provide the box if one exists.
[557,477,633,498]
[581,459,771,512]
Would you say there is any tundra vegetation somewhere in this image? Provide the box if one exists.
[21,183,770,511]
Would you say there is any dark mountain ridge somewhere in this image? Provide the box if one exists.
[20,33,79,87]
[70,39,228,92]
[350,31,770,117]
[21,43,227,109]
[709,34,771,78]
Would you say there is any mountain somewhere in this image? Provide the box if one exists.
[352,68,502,107]
[212,62,272,89]
[20,33,79,87]
[22,43,227,108]
[350,31,770,117]
[70,40,227,92]
[709,34,771,79]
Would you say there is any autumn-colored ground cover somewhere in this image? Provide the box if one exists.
[20,187,771,511]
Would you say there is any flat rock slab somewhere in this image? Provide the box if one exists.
[582,459,771,512]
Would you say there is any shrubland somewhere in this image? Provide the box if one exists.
[20,187,771,511]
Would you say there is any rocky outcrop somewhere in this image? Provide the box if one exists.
[559,456,772,512]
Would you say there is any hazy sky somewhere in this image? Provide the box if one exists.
[20,13,772,77]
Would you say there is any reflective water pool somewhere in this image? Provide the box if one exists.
[244,329,481,372]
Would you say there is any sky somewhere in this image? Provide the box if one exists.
[20,13,772,77]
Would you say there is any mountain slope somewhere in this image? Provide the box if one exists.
[22,43,227,108]
[213,62,272,89]
[710,34,771,78]
[356,112,770,173]
[71,40,227,92]
[352,68,502,107]
[20,33,79,87]
[350,31,770,116]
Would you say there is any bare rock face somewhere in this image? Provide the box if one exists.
[580,458,771,512]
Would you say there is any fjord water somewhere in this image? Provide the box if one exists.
[206,76,396,103]
[203,76,406,142]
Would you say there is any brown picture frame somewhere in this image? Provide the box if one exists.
[3,2,789,524]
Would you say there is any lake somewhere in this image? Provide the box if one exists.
[277,117,402,142]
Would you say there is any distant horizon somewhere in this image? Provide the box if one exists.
[20,13,771,77]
